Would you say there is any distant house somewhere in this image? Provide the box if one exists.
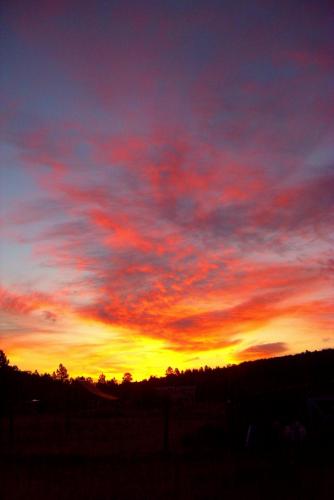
[156,385,196,406]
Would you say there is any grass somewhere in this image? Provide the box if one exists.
[1,406,334,499]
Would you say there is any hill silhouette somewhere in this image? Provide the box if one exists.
[1,348,334,409]
[1,348,334,499]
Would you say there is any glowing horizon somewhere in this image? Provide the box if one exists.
[1,0,333,381]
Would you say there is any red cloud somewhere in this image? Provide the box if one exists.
[0,287,53,315]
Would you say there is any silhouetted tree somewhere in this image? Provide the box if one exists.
[98,373,106,384]
[108,376,118,386]
[166,366,174,376]
[52,363,69,382]
[122,372,133,384]
[0,350,9,368]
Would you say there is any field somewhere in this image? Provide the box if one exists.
[1,403,334,499]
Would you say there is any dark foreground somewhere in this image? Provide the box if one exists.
[2,451,334,500]
[1,408,333,500]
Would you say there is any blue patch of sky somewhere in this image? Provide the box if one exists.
[0,143,40,206]
[2,30,89,124]
[0,240,35,287]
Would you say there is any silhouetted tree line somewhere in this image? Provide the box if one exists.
[1,348,334,416]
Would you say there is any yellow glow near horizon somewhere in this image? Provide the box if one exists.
[4,313,317,382]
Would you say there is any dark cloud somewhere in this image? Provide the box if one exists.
[237,342,288,361]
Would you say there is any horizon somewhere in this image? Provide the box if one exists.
[2,347,333,384]
[1,0,334,381]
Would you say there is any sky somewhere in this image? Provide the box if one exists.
[1,0,333,381]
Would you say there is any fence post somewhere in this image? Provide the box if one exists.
[163,398,170,454]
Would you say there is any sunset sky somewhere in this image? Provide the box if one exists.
[1,0,333,380]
